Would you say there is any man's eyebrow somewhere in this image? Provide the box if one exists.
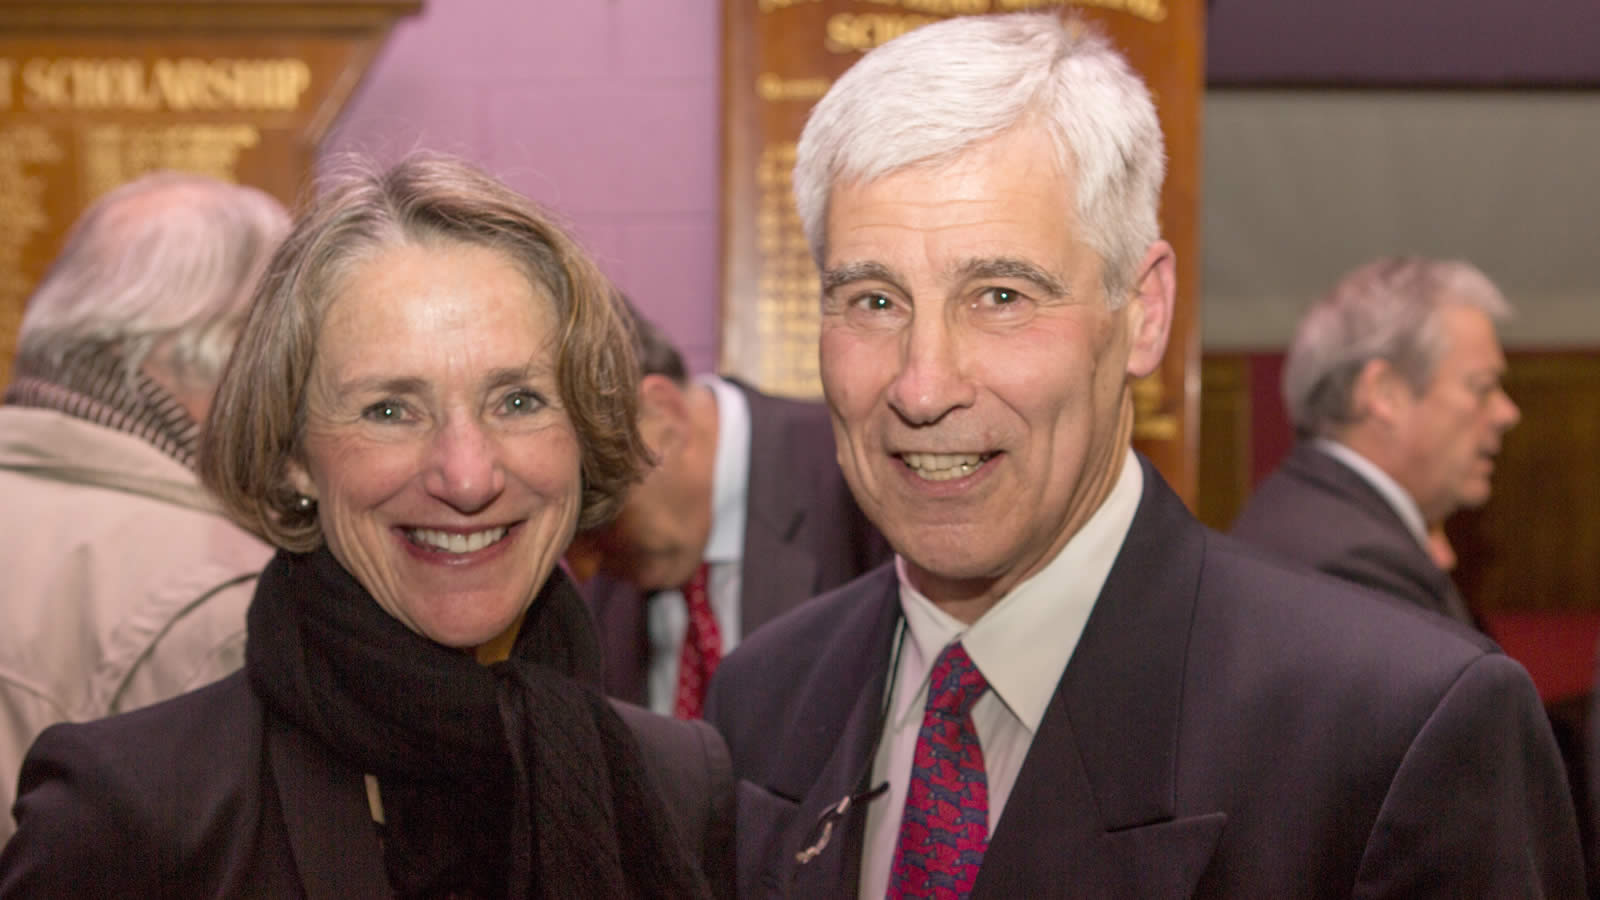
[820,261,900,294]
[953,257,1069,299]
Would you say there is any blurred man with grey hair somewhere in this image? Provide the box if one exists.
[704,13,1579,898]
[1232,256,1521,625]
[0,172,287,843]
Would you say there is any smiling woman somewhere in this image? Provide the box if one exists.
[0,153,732,898]
[288,239,584,654]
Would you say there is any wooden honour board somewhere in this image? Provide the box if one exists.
[720,0,1203,503]
[0,0,421,389]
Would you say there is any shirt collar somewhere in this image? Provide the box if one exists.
[1313,438,1429,548]
[699,375,750,565]
[894,448,1144,733]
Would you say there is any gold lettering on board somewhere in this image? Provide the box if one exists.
[20,58,312,112]
[861,0,992,12]
[824,13,942,53]
[756,73,833,101]
[82,124,260,198]
[758,0,822,11]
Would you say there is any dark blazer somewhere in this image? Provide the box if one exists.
[0,672,735,898]
[586,379,890,705]
[707,455,1584,899]
[1230,440,1469,624]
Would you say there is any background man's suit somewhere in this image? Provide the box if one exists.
[586,381,890,706]
[707,456,1582,898]
[1230,441,1468,624]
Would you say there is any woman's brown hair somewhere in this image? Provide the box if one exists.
[200,151,649,551]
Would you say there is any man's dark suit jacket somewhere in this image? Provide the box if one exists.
[1230,440,1469,624]
[0,672,735,897]
[586,380,890,706]
[706,455,1584,898]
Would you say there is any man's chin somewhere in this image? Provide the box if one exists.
[635,561,700,594]
[901,555,1006,602]
[1454,485,1494,512]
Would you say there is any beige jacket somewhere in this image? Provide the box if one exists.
[0,407,273,844]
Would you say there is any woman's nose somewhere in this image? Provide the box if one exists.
[424,417,505,513]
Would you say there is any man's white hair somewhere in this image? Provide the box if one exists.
[793,11,1166,303]
[1283,257,1513,438]
[17,171,290,385]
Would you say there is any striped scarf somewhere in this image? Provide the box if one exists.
[4,344,201,470]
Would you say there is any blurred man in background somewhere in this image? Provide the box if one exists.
[0,172,288,843]
[571,300,888,716]
[1232,256,1520,625]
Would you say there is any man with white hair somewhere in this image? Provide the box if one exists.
[1231,257,1521,625]
[705,12,1580,897]
[0,173,287,843]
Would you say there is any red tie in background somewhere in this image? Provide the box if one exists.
[887,641,990,900]
[672,563,721,719]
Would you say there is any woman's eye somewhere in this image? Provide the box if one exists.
[502,391,544,415]
[362,401,405,422]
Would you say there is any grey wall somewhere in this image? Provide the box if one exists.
[1201,90,1600,350]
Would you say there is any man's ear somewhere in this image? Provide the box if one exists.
[1352,358,1409,426]
[1122,240,1176,379]
[638,374,689,453]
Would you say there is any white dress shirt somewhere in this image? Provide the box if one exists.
[645,375,752,715]
[858,449,1144,899]
[1313,438,1429,550]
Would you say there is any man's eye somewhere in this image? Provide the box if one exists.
[980,287,1022,307]
[856,293,893,311]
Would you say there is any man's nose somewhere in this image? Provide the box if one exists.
[1495,388,1521,431]
[886,314,977,426]
[424,416,506,514]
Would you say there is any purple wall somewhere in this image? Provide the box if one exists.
[1208,0,1600,86]
[326,0,725,373]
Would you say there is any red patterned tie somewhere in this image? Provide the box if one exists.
[672,563,721,719]
[887,641,990,899]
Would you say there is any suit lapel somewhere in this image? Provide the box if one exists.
[772,570,901,897]
[266,716,391,898]
[1286,444,1467,620]
[739,387,820,635]
[583,575,652,706]
[976,459,1224,897]
[739,494,816,636]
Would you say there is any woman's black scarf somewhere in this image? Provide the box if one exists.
[245,547,710,899]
